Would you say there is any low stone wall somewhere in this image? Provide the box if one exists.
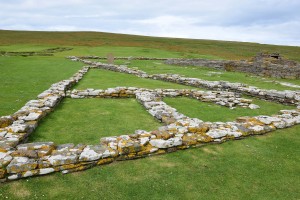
[165,59,227,70]
[1,47,73,57]
[151,74,300,106]
[77,56,170,60]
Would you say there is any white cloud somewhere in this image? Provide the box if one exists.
[0,0,300,46]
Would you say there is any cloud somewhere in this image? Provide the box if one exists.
[0,0,299,46]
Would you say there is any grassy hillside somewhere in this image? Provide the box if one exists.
[0,30,299,199]
[1,30,300,61]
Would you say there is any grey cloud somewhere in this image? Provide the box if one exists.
[0,0,299,46]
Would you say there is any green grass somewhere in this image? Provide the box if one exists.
[1,125,299,200]
[61,46,194,58]
[74,68,195,90]
[0,56,83,116]
[164,97,295,122]
[28,98,161,144]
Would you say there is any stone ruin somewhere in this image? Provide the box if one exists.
[0,55,299,182]
[251,52,297,66]
[255,52,282,60]
[107,53,114,64]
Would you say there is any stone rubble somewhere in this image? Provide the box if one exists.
[0,57,299,182]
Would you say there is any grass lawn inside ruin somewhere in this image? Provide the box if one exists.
[28,98,161,144]
[164,96,295,122]
[73,68,195,90]
[29,95,295,145]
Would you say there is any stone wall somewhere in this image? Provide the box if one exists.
[165,59,227,70]
[0,47,73,57]
[78,56,170,60]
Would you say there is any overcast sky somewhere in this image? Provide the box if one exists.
[1,0,300,46]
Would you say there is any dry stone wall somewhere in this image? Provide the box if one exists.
[77,56,170,60]
[165,59,227,70]
[1,47,73,57]
[1,57,300,182]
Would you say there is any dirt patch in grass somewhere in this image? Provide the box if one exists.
[202,147,219,155]
[7,182,31,199]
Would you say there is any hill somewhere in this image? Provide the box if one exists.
[1,30,300,61]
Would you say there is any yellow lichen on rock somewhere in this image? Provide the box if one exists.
[97,158,114,165]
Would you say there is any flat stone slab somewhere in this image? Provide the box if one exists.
[6,157,38,174]
[17,142,55,150]
[79,145,116,161]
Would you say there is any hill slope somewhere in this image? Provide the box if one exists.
[1,30,300,61]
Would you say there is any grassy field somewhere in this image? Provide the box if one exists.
[0,30,299,199]
[1,30,300,61]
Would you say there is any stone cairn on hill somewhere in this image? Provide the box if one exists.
[0,56,299,182]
